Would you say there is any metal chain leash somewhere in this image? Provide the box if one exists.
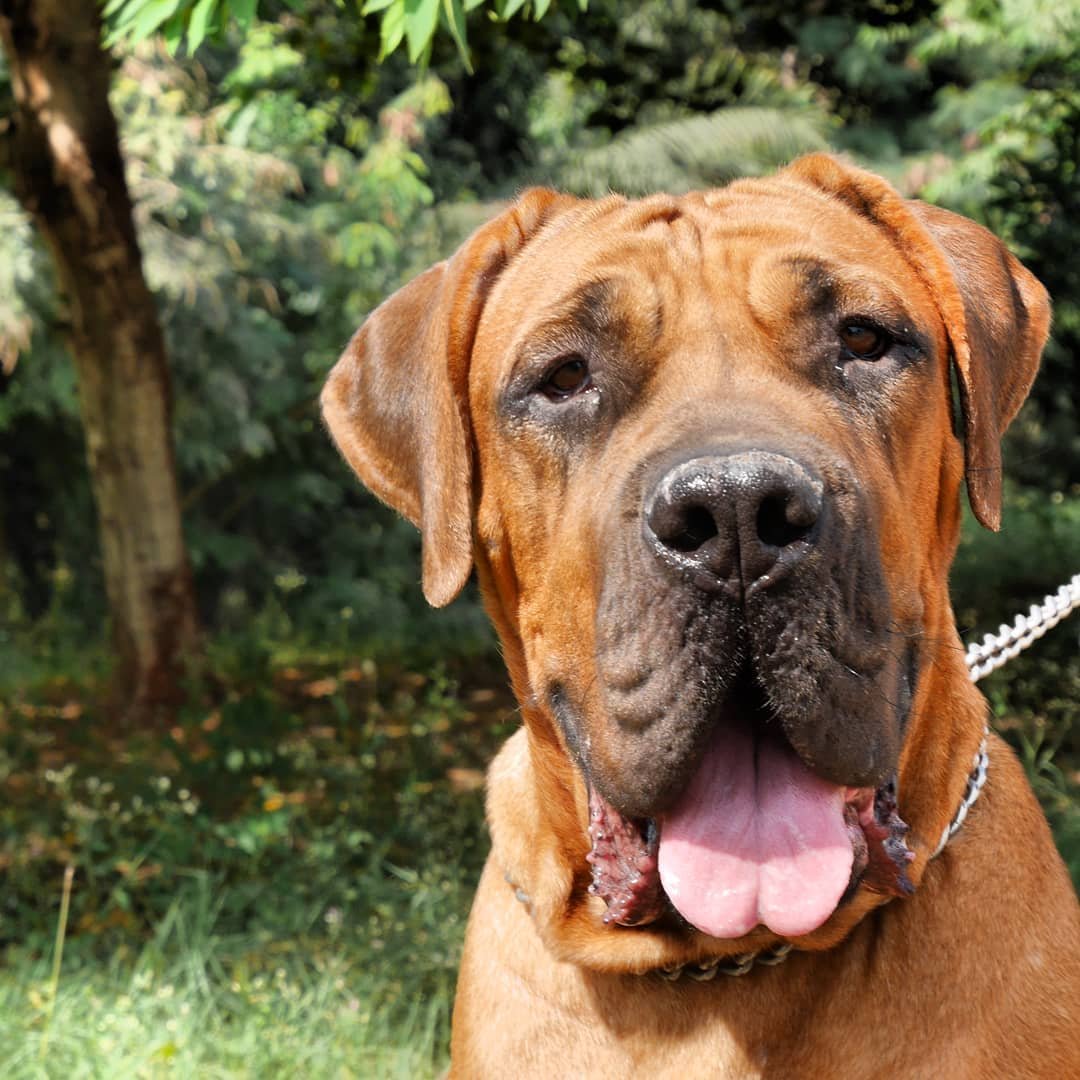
[927,572,1080,859]
[965,573,1080,682]
[931,732,989,858]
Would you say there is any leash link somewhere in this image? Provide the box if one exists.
[965,573,1080,682]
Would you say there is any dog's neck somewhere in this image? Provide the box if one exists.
[503,724,989,980]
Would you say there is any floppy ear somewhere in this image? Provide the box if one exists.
[782,153,1051,530]
[321,188,575,606]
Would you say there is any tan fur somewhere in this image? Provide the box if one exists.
[322,155,1080,1077]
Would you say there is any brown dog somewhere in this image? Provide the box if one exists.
[322,155,1080,1077]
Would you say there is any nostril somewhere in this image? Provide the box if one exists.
[756,493,817,548]
[667,505,719,552]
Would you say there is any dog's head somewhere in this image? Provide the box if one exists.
[322,155,1048,953]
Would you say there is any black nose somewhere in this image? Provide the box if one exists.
[645,451,823,595]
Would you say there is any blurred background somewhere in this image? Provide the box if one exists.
[0,0,1076,1074]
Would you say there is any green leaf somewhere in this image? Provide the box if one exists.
[361,0,397,12]
[532,0,552,19]
[377,1,407,60]
[109,0,183,46]
[231,0,259,29]
[441,0,473,73]
[498,0,528,18]
[161,10,187,53]
[404,0,440,64]
[185,0,219,52]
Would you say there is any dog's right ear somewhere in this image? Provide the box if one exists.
[321,188,575,607]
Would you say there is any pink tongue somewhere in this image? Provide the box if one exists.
[658,723,853,939]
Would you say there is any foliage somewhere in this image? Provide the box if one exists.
[556,105,828,197]
[104,0,269,55]
[104,0,587,66]
[1,39,492,654]
[2,930,451,1077]
[0,658,510,1075]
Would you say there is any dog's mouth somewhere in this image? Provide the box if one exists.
[585,706,915,938]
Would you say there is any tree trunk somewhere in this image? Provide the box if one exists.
[0,0,199,720]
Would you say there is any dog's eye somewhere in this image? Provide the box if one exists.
[839,322,889,360]
[542,356,591,399]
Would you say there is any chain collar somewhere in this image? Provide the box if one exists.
[657,942,792,981]
[503,729,990,981]
[931,726,990,858]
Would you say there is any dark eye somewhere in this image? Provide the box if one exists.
[541,356,591,399]
[839,322,889,360]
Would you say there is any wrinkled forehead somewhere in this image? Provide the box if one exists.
[473,178,939,376]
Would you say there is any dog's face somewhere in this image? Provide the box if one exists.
[323,156,1048,947]
[471,183,945,808]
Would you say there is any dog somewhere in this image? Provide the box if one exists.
[322,154,1080,1077]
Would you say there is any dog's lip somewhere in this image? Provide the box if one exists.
[844,785,876,821]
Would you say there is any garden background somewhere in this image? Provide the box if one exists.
[0,0,1077,1074]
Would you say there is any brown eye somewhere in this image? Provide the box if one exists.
[839,322,889,359]
[542,356,591,399]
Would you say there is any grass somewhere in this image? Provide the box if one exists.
[1,876,459,1078]
[0,651,512,1078]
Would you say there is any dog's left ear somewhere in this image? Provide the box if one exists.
[783,153,1051,530]
[322,188,576,606]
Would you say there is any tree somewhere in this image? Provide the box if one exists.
[0,0,198,721]
[0,0,571,718]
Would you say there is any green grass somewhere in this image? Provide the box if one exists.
[1,881,456,1078]
[0,653,511,1078]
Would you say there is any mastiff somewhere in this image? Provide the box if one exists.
[322,154,1080,1077]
